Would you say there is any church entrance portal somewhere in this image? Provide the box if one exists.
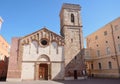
[39,64,48,80]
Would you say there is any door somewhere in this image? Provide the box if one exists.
[39,64,48,80]
[74,70,77,79]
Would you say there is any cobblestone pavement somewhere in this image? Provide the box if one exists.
[0,78,120,84]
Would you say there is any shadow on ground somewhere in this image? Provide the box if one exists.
[0,78,120,84]
[55,78,120,84]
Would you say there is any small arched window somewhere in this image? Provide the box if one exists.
[71,14,74,23]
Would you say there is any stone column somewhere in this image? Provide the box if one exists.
[35,63,39,80]
[48,64,51,80]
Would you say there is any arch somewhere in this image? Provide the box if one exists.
[30,40,39,53]
[71,13,74,23]
[51,41,58,48]
[35,54,51,80]
[37,54,50,62]
[51,41,59,54]
[31,40,38,48]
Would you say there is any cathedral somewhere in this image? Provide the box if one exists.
[7,3,85,81]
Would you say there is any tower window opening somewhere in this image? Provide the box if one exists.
[71,14,74,23]
[71,38,73,43]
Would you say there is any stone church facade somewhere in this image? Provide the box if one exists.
[7,3,85,81]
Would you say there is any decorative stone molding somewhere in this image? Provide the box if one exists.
[20,28,64,46]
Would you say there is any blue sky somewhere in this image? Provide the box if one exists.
[0,0,120,45]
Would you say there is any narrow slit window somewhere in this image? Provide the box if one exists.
[71,14,74,23]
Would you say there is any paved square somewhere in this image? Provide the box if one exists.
[0,78,120,84]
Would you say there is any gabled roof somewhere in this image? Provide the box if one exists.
[21,27,63,39]
[20,27,64,46]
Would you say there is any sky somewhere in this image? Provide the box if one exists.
[0,0,120,45]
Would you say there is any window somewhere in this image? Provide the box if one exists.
[96,44,99,47]
[118,36,120,39]
[106,41,108,43]
[75,56,77,60]
[71,38,73,43]
[96,50,100,56]
[104,31,107,36]
[95,35,98,40]
[118,44,120,52]
[40,38,49,48]
[91,64,94,70]
[106,47,110,55]
[71,14,74,23]
[108,61,112,69]
[41,39,48,46]
[41,40,47,45]
[98,63,102,70]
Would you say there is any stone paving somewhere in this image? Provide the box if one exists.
[0,78,120,84]
[0,80,63,84]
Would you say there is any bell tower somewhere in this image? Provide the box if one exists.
[60,3,85,80]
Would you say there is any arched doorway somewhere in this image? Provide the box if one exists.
[35,54,51,80]
[39,64,48,80]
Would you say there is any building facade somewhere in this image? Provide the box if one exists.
[0,35,10,80]
[0,35,10,61]
[0,17,10,80]
[85,17,120,78]
[7,3,85,81]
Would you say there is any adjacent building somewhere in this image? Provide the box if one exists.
[0,35,10,61]
[0,17,10,80]
[0,35,10,80]
[85,17,120,78]
[7,3,85,81]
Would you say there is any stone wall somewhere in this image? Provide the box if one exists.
[7,38,21,81]
[20,28,65,80]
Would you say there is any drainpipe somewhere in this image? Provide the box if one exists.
[111,24,120,77]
